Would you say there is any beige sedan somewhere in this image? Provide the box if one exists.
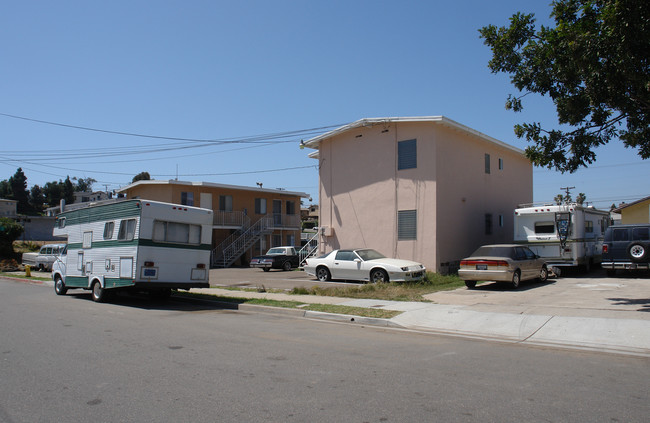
[458,244,548,289]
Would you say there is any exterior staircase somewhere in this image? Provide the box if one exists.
[298,231,319,266]
[211,216,274,268]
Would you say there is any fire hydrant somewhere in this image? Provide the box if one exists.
[25,265,31,278]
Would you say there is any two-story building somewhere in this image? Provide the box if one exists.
[303,116,533,273]
[117,179,308,267]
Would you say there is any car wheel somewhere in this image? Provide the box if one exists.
[538,265,548,283]
[628,243,647,262]
[262,267,270,272]
[91,281,108,303]
[54,275,67,296]
[511,270,521,289]
[316,266,331,282]
[282,261,292,271]
[464,280,477,289]
[38,264,45,272]
[370,269,389,284]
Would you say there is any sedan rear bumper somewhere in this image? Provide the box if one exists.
[458,268,514,282]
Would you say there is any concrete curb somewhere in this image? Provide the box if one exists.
[304,310,404,328]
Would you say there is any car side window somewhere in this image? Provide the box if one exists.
[335,251,355,261]
[514,248,527,260]
[632,227,649,241]
[612,229,629,242]
[523,248,536,259]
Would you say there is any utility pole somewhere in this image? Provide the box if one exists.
[560,186,575,203]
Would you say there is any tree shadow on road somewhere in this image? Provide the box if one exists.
[607,297,650,312]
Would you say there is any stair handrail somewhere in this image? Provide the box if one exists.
[298,231,319,266]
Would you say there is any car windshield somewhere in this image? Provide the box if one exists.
[266,248,285,255]
[355,249,386,261]
[471,246,515,259]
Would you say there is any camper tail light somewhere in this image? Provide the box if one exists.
[144,261,155,267]
[197,263,206,269]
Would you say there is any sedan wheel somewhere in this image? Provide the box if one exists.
[511,270,521,289]
[282,261,292,271]
[464,280,477,289]
[370,269,388,283]
[316,267,331,282]
[538,265,548,283]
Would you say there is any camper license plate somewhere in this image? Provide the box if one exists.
[476,264,487,270]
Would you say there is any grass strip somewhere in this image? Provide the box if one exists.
[176,291,401,319]
[0,271,52,282]
[304,304,401,319]
[290,272,465,301]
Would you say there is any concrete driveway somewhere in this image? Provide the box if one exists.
[209,266,650,321]
[208,267,362,291]
[425,268,650,320]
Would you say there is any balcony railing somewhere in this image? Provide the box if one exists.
[213,211,248,228]
[212,211,301,229]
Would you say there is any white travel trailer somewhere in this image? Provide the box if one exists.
[514,203,610,271]
[52,199,213,302]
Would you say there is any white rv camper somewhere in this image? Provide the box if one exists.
[52,199,213,302]
[514,203,610,271]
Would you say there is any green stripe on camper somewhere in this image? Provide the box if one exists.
[68,239,210,251]
[64,276,134,289]
[59,200,142,225]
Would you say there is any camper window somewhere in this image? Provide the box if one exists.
[118,219,136,241]
[152,220,201,245]
[585,221,594,234]
[534,222,555,234]
[103,222,115,239]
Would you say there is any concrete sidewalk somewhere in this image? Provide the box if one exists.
[192,286,650,357]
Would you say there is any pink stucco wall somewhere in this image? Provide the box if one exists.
[315,119,532,272]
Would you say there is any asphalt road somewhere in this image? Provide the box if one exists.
[1,278,649,422]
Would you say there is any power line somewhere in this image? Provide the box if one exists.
[0,111,342,143]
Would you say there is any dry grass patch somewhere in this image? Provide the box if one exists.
[291,272,465,301]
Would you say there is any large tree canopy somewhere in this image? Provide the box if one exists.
[479,0,649,173]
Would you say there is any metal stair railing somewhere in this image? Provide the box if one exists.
[298,231,319,267]
[211,215,274,268]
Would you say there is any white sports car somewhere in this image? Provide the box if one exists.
[303,248,426,283]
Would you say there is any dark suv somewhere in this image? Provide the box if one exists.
[602,224,650,276]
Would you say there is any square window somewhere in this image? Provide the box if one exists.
[398,139,417,170]
[398,210,417,240]
[181,192,194,206]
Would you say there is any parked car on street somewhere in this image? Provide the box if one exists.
[602,224,650,276]
[458,244,548,289]
[303,248,425,283]
[21,243,66,272]
[250,246,300,272]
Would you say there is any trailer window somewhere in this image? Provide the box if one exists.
[118,219,136,241]
[152,221,201,245]
[585,221,594,234]
[103,222,115,239]
[534,222,555,234]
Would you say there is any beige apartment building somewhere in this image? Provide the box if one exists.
[303,116,533,273]
[117,180,308,267]
[613,196,650,224]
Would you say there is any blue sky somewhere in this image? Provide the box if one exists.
[1,0,647,209]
